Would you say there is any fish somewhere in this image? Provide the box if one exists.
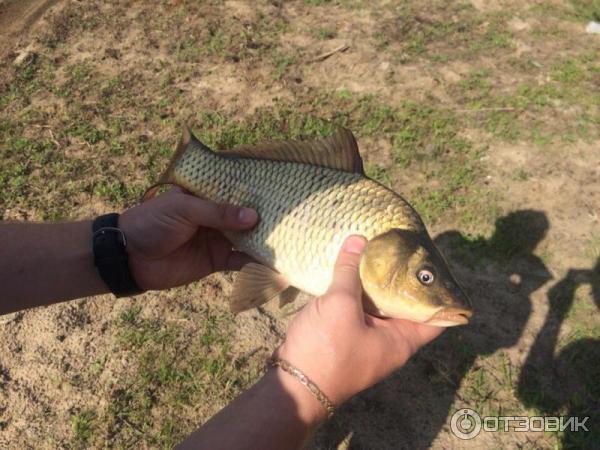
[144,126,473,327]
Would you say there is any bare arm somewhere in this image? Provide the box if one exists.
[0,221,108,314]
[180,369,325,450]
[0,190,258,315]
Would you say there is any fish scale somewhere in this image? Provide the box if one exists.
[170,135,424,296]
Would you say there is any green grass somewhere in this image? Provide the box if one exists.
[365,164,393,187]
[570,0,600,20]
[71,409,96,448]
[449,53,600,143]
[313,26,337,39]
[102,303,262,448]
[271,53,298,80]
[584,237,600,261]
[372,3,517,63]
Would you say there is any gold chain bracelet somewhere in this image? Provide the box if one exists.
[267,358,335,419]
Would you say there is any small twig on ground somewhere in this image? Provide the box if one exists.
[47,129,60,148]
[308,44,349,63]
[31,124,61,148]
[455,107,517,113]
[122,418,145,436]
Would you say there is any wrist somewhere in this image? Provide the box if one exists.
[68,220,112,297]
[277,344,350,406]
[92,214,144,297]
[262,367,328,427]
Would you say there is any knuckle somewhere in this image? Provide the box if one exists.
[335,261,359,276]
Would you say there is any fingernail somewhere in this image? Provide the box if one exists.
[343,236,367,254]
[238,207,258,224]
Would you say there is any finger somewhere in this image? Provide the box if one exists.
[174,194,258,231]
[165,186,188,195]
[224,252,256,272]
[412,322,445,345]
[378,318,445,356]
[201,231,256,271]
[327,235,367,299]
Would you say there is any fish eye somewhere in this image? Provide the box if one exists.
[417,269,435,285]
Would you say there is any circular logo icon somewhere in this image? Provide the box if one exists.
[450,408,482,440]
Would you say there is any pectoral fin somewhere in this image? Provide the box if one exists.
[230,263,291,312]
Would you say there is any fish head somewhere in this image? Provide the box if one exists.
[359,229,472,327]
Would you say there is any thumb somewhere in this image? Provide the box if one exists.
[327,235,368,299]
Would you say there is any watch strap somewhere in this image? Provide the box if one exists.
[92,213,144,297]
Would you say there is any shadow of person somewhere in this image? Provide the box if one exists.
[517,257,600,449]
[312,210,552,450]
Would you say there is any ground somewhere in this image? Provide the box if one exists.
[0,0,599,448]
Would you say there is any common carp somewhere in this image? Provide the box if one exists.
[144,126,472,327]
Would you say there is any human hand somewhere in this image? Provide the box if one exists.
[119,189,258,291]
[274,236,444,406]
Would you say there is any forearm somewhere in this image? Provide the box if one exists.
[178,368,326,450]
[0,221,108,314]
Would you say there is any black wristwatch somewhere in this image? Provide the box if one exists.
[92,213,144,297]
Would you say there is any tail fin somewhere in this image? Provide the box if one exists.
[141,126,193,202]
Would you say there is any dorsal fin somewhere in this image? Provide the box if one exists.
[224,127,364,174]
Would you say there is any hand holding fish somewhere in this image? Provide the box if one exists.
[275,235,444,407]
[120,188,258,291]
[181,236,444,450]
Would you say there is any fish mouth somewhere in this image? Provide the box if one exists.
[425,306,473,327]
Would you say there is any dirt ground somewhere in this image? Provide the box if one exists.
[0,0,599,449]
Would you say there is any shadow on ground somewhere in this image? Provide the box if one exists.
[517,256,599,449]
[312,210,572,449]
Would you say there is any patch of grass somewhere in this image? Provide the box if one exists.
[391,101,470,167]
[584,236,600,261]
[15,55,39,83]
[105,304,262,447]
[373,3,514,62]
[449,54,600,143]
[67,62,93,83]
[271,53,298,80]
[570,0,600,21]
[365,164,393,187]
[194,108,335,150]
[313,26,337,39]
[172,11,288,64]
[468,13,514,53]
[66,120,105,145]
[89,355,107,376]
[119,305,143,324]
[410,158,478,224]
[71,409,96,448]
[550,58,587,84]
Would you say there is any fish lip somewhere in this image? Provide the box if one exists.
[425,306,473,326]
